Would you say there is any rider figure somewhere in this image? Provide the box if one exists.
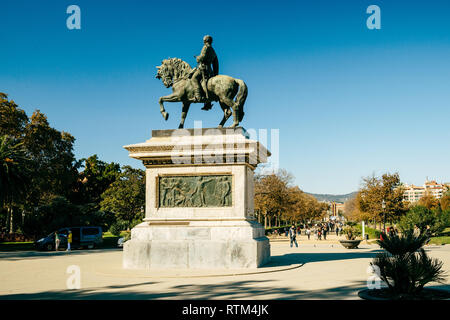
[192,35,219,110]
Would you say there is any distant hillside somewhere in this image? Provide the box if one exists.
[306,192,357,203]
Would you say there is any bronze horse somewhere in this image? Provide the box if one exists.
[155,58,247,128]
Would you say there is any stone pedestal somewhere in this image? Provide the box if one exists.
[123,127,271,269]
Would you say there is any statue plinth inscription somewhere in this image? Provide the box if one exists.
[122,128,271,269]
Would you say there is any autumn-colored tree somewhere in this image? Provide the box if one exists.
[357,173,407,228]
[417,190,440,210]
[254,170,328,228]
[344,193,378,222]
[254,170,292,228]
[440,190,450,211]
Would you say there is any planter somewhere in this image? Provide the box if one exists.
[339,239,361,249]
[358,288,450,300]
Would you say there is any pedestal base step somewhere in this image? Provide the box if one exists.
[123,237,270,269]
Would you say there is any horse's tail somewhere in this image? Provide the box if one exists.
[234,79,247,122]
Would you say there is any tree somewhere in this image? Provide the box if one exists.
[0,93,28,138]
[71,155,121,206]
[439,190,450,211]
[23,110,79,202]
[417,191,440,210]
[0,136,31,233]
[23,196,80,238]
[344,193,374,222]
[254,170,292,228]
[357,173,407,228]
[254,169,327,228]
[398,205,450,235]
[100,166,145,229]
[0,94,122,236]
[344,195,362,221]
[283,186,306,224]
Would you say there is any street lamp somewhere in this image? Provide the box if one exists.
[381,200,386,234]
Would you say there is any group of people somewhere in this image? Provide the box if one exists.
[54,230,72,252]
[281,221,346,247]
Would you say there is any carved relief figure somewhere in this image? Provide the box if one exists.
[158,175,232,207]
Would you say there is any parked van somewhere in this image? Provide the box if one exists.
[35,226,103,251]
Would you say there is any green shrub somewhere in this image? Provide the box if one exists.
[398,206,450,235]
[371,232,447,297]
[376,231,429,255]
[356,224,381,240]
[109,222,123,236]
[343,225,361,240]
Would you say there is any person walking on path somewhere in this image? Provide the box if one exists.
[289,225,298,248]
[323,226,327,240]
[55,231,60,251]
[66,230,72,252]
[306,227,311,240]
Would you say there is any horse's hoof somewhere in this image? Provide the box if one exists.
[163,112,169,121]
[217,125,223,128]
[229,123,238,129]
[178,124,184,129]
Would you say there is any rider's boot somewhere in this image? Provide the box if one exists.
[201,102,213,110]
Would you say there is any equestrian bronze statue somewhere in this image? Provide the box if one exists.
[155,36,248,129]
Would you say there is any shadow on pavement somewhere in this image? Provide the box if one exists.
[262,249,384,268]
[0,279,370,300]
[0,248,122,261]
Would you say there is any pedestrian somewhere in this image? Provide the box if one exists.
[413,225,420,237]
[318,227,322,240]
[289,225,298,248]
[425,225,431,245]
[306,227,311,240]
[323,226,327,240]
[66,230,72,252]
[55,231,60,251]
[336,225,339,237]
[388,227,395,238]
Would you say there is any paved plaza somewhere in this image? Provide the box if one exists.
[1,238,449,300]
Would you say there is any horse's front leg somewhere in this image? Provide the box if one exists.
[179,102,191,129]
[159,93,180,121]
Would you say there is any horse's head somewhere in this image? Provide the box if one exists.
[155,62,173,88]
[155,58,192,88]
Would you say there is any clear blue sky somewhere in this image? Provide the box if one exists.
[1,0,450,194]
